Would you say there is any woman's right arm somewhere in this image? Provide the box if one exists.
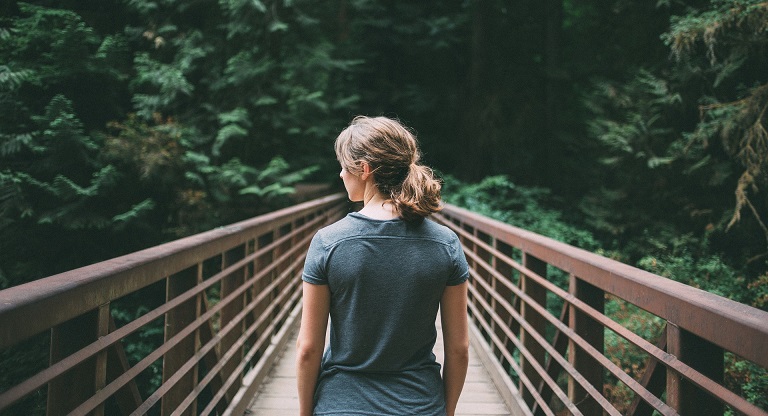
[296,282,330,416]
[440,281,469,416]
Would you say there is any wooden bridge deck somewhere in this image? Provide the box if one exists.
[246,318,518,416]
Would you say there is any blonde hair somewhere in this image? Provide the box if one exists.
[334,116,441,221]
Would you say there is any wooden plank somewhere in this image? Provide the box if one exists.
[246,318,524,415]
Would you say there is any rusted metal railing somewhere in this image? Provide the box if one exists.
[2,194,767,416]
[435,204,768,416]
[0,194,346,416]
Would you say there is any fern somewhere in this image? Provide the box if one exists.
[132,53,193,119]
[0,134,40,156]
[0,66,34,91]
[213,107,251,156]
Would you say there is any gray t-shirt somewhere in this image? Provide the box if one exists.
[302,212,470,416]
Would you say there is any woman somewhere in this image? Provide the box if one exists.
[296,116,470,416]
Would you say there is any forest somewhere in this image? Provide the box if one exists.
[1,0,767,413]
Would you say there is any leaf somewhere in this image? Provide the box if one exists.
[213,124,248,156]
[647,156,675,168]
[269,21,289,32]
[254,96,278,106]
[112,199,155,223]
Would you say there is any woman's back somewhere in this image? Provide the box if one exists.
[302,213,468,415]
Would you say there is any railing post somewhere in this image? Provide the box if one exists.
[107,318,143,414]
[568,276,604,416]
[162,264,201,416]
[273,223,293,325]
[666,322,724,415]
[250,232,274,360]
[47,306,107,415]
[93,303,110,416]
[520,253,547,408]
[221,244,247,402]
[458,221,478,325]
[494,240,517,371]
[475,230,492,341]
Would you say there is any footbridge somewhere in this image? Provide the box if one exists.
[1,194,766,415]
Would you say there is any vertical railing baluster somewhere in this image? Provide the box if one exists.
[520,253,547,408]
[221,244,247,403]
[244,237,256,369]
[47,310,99,415]
[107,317,143,414]
[162,264,200,416]
[251,232,274,360]
[568,276,604,416]
[666,322,724,415]
[494,239,514,371]
[277,223,293,325]
[475,230,491,343]
[93,303,110,416]
[458,221,477,330]
[626,325,667,416]
[268,227,282,329]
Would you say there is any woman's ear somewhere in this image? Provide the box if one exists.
[360,162,372,181]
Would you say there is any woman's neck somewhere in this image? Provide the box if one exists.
[359,190,398,220]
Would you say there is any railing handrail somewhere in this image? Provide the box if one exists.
[437,203,768,415]
[0,192,347,415]
[0,193,346,349]
[440,203,768,368]
[1,196,766,415]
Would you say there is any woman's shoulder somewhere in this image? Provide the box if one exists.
[419,217,461,243]
[312,213,364,247]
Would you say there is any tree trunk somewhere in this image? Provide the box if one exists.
[460,0,499,180]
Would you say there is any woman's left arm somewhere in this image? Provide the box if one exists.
[296,281,331,416]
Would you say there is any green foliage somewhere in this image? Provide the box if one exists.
[0,335,47,416]
[581,1,768,271]
[726,355,768,412]
[586,70,682,169]
[104,115,318,238]
[110,303,165,398]
[442,175,603,301]
[124,0,360,170]
[131,52,194,119]
[581,69,710,246]
[663,0,768,65]
[663,0,768,249]
[443,175,601,251]
[1,0,324,288]
[3,3,101,78]
[603,296,665,412]
[214,108,250,157]
[639,248,747,300]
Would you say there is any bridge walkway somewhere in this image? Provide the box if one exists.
[247,319,516,416]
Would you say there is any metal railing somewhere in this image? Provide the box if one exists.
[2,195,767,416]
[434,204,768,416]
[0,194,347,416]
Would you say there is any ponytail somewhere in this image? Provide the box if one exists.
[390,164,442,222]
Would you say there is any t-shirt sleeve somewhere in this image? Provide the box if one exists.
[446,234,470,286]
[302,232,328,285]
